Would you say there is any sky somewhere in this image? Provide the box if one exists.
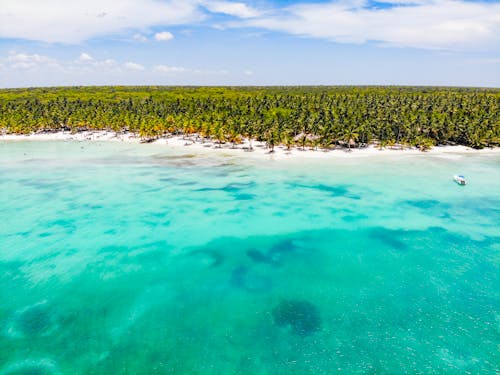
[0,0,499,87]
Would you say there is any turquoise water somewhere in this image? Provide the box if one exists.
[0,141,499,374]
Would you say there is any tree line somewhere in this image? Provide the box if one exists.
[0,86,499,150]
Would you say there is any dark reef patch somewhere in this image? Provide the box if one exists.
[246,239,298,266]
[230,266,272,293]
[47,219,76,231]
[177,181,198,186]
[342,214,368,222]
[233,193,255,201]
[268,239,298,263]
[18,304,52,336]
[404,199,441,209]
[146,211,169,219]
[158,177,178,183]
[32,251,61,263]
[246,249,269,264]
[272,299,322,336]
[289,182,361,200]
[196,181,256,193]
[460,197,500,217]
[270,239,297,254]
[369,227,408,251]
[402,199,451,218]
[313,184,349,195]
[222,182,256,192]
[230,266,248,289]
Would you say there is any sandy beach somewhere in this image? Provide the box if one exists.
[1,131,499,160]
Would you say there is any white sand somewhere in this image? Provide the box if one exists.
[1,131,499,160]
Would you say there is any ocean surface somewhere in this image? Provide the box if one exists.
[0,141,499,374]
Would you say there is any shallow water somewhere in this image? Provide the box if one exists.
[0,141,499,374]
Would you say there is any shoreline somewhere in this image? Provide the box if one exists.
[1,131,499,159]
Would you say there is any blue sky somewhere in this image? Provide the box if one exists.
[0,0,499,87]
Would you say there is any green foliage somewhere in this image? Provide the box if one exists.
[0,86,499,149]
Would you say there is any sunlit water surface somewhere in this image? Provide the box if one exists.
[0,141,499,374]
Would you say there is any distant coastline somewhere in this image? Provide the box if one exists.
[2,130,499,159]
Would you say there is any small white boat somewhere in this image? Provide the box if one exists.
[453,175,467,185]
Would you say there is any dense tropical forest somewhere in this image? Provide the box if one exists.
[0,86,499,150]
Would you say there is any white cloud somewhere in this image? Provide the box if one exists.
[2,51,133,73]
[100,59,117,67]
[202,1,260,18]
[153,65,189,73]
[0,0,202,43]
[74,53,118,70]
[154,64,190,73]
[6,51,58,69]
[237,0,500,51]
[79,53,94,62]
[133,33,148,42]
[154,31,174,41]
[124,61,145,71]
[0,1,262,44]
[244,69,254,76]
[1,0,498,52]
[0,51,244,87]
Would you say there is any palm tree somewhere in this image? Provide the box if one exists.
[341,125,359,151]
